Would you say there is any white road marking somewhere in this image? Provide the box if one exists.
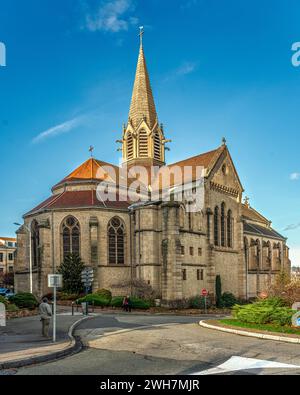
[192,356,300,375]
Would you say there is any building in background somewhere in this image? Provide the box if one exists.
[0,237,17,275]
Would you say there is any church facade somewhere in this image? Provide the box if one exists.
[15,36,291,303]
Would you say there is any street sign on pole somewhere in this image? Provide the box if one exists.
[81,267,94,294]
[48,274,63,343]
[48,274,63,288]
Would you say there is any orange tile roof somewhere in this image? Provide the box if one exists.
[53,158,120,190]
[51,146,224,195]
[168,148,221,170]
[0,237,16,242]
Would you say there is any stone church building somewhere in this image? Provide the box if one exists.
[15,35,291,303]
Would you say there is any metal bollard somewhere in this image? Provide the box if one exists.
[71,302,74,316]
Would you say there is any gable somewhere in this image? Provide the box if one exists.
[208,147,244,198]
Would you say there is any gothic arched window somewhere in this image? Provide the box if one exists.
[108,217,125,265]
[62,216,80,258]
[227,210,233,248]
[214,206,219,246]
[31,220,40,268]
[221,202,226,247]
[153,132,161,161]
[138,130,148,157]
[127,132,134,160]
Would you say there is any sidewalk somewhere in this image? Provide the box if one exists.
[0,306,89,369]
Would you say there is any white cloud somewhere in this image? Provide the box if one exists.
[32,116,83,144]
[175,61,197,76]
[290,172,300,180]
[164,61,198,82]
[84,0,138,33]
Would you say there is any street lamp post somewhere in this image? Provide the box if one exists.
[14,222,32,294]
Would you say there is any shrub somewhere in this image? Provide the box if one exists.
[233,298,295,326]
[0,295,9,307]
[130,297,151,310]
[189,296,212,309]
[111,296,123,308]
[6,303,19,312]
[10,293,38,310]
[94,289,112,301]
[77,294,111,307]
[256,297,287,308]
[219,292,238,308]
[58,292,81,301]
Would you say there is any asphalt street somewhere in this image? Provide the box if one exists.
[12,313,300,376]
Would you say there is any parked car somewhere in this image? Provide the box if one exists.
[0,288,15,299]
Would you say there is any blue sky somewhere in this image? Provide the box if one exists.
[0,0,300,264]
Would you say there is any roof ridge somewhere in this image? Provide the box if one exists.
[168,147,219,167]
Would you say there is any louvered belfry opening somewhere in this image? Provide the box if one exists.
[154,132,161,161]
[127,132,134,160]
[138,130,148,157]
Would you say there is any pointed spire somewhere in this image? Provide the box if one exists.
[128,28,158,129]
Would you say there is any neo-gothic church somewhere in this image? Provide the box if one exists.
[15,35,291,302]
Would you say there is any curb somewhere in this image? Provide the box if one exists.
[0,315,94,370]
[199,320,300,344]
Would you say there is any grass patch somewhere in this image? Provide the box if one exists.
[219,319,300,335]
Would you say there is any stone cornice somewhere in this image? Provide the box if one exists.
[210,181,239,198]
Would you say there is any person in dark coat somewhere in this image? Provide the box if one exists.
[122,295,132,313]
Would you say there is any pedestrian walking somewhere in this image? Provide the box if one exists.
[39,297,52,338]
[122,295,132,313]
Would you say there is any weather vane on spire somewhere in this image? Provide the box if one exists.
[89,145,94,158]
[139,26,144,45]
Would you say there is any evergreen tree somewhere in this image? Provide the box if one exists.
[58,254,85,294]
[215,275,222,308]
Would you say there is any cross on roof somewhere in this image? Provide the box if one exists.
[139,26,144,45]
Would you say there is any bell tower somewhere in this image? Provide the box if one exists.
[118,28,171,168]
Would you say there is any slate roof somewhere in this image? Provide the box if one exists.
[243,222,285,241]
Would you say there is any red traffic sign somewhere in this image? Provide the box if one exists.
[201,289,208,297]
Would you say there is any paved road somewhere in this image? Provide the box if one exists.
[14,313,300,375]
[0,309,80,354]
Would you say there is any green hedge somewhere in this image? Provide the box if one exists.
[111,296,123,308]
[111,296,151,310]
[233,298,294,326]
[77,294,111,307]
[219,292,239,308]
[10,293,38,310]
[94,289,112,301]
[189,296,212,309]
